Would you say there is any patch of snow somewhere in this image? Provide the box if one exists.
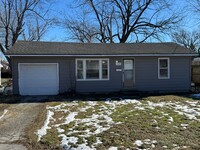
[155,126,160,129]
[134,140,143,146]
[151,119,158,128]
[78,113,115,135]
[105,99,140,105]
[79,105,92,112]
[93,137,102,146]
[168,116,174,122]
[59,116,64,120]
[57,127,65,133]
[147,101,167,109]
[151,144,155,148]
[108,147,118,150]
[186,101,198,106]
[86,101,97,106]
[134,106,146,110]
[48,103,67,110]
[140,100,200,123]
[0,109,8,120]
[60,135,93,150]
[172,144,181,150]
[134,139,157,148]
[60,134,78,145]
[118,99,141,104]
[152,119,158,124]
[173,104,200,121]
[144,139,151,144]
[181,124,188,127]
[54,111,78,128]
[64,112,78,124]
[162,113,169,116]
[151,140,157,144]
[47,103,69,113]
[36,110,54,141]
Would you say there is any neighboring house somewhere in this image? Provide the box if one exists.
[1,60,11,74]
[6,41,198,95]
[192,57,200,87]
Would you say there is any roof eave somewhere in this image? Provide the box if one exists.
[5,54,199,57]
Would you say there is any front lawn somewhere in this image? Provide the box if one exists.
[31,95,200,150]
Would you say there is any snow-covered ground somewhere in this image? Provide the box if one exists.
[134,139,157,148]
[36,98,200,149]
[36,110,54,141]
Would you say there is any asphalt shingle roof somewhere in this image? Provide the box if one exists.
[6,41,196,56]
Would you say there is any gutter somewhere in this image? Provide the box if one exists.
[5,54,199,57]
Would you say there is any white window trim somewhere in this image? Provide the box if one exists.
[158,58,170,79]
[76,58,110,81]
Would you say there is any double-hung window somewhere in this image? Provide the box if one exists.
[158,58,170,79]
[76,59,109,80]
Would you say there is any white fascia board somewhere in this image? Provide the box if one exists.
[5,54,199,57]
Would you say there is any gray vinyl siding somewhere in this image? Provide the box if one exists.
[11,56,123,94]
[134,57,191,92]
[11,56,192,95]
[11,57,73,94]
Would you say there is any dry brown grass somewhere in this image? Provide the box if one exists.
[22,102,63,150]
[23,95,200,150]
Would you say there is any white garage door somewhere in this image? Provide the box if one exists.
[19,63,59,95]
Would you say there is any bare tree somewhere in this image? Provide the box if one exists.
[65,0,182,43]
[0,0,53,62]
[64,13,98,43]
[185,0,200,25]
[190,0,200,13]
[171,29,200,53]
[22,16,52,41]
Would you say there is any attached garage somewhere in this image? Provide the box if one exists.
[18,63,59,95]
[6,41,198,95]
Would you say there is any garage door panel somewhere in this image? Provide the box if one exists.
[19,64,59,95]
[22,78,57,87]
[20,87,59,95]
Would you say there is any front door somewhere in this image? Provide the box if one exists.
[123,59,134,88]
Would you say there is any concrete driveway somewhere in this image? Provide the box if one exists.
[0,97,46,150]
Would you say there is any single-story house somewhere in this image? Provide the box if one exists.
[6,41,198,95]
